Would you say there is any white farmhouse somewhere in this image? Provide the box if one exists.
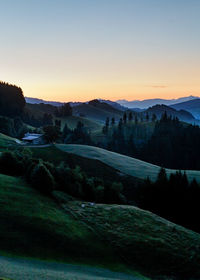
[22,133,44,145]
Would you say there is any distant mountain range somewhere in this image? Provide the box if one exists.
[26,95,200,122]
[170,99,200,119]
[25,97,64,106]
[25,97,81,107]
[116,96,199,109]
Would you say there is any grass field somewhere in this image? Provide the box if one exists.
[0,173,151,279]
[0,174,127,270]
[25,103,103,132]
[0,173,200,278]
[55,192,200,278]
[57,144,200,183]
[59,115,102,132]
[0,255,143,280]
[0,133,20,149]
[26,145,142,204]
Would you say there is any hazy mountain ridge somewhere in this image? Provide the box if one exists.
[170,99,200,119]
[26,96,200,113]
[117,96,199,109]
[25,96,200,123]
[73,99,123,123]
[25,97,82,107]
[25,97,65,106]
[146,104,197,123]
[26,97,126,111]
[98,99,127,111]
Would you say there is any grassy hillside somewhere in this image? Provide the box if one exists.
[0,172,200,278]
[0,174,128,270]
[55,192,200,278]
[28,145,141,204]
[59,115,102,131]
[0,133,20,148]
[57,144,200,183]
[25,103,102,132]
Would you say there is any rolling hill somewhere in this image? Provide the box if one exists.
[98,99,127,111]
[0,172,200,279]
[25,103,102,132]
[59,115,103,131]
[73,99,123,123]
[0,133,21,148]
[0,173,130,273]
[55,193,200,278]
[56,144,200,183]
[145,104,196,123]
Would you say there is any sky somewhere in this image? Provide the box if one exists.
[0,0,200,102]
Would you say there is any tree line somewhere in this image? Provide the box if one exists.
[1,148,200,234]
[0,149,125,205]
[99,112,200,170]
[0,82,25,117]
[138,168,200,234]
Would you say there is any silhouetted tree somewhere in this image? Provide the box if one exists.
[152,113,157,122]
[128,112,133,122]
[102,117,109,134]
[43,125,61,143]
[145,112,149,122]
[43,113,53,126]
[123,112,127,124]
[111,117,115,126]
[0,81,26,117]
[62,123,71,140]
[55,119,61,128]
[134,115,138,124]
[118,118,123,131]
[54,103,72,117]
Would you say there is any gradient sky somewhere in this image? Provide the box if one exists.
[0,0,200,102]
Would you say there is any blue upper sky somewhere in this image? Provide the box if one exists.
[0,0,200,101]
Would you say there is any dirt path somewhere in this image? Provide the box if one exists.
[20,144,52,148]
[0,256,141,280]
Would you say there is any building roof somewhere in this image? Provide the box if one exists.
[22,133,43,141]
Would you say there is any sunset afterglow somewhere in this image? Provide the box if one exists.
[0,0,200,101]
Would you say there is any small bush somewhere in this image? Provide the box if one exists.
[31,163,55,194]
[0,151,23,176]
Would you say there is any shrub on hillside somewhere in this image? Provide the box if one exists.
[31,163,55,194]
[0,151,23,176]
[109,182,126,204]
[54,103,72,117]
[94,185,104,202]
[43,125,61,143]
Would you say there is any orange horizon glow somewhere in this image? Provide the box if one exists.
[0,1,200,103]
[21,81,200,102]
